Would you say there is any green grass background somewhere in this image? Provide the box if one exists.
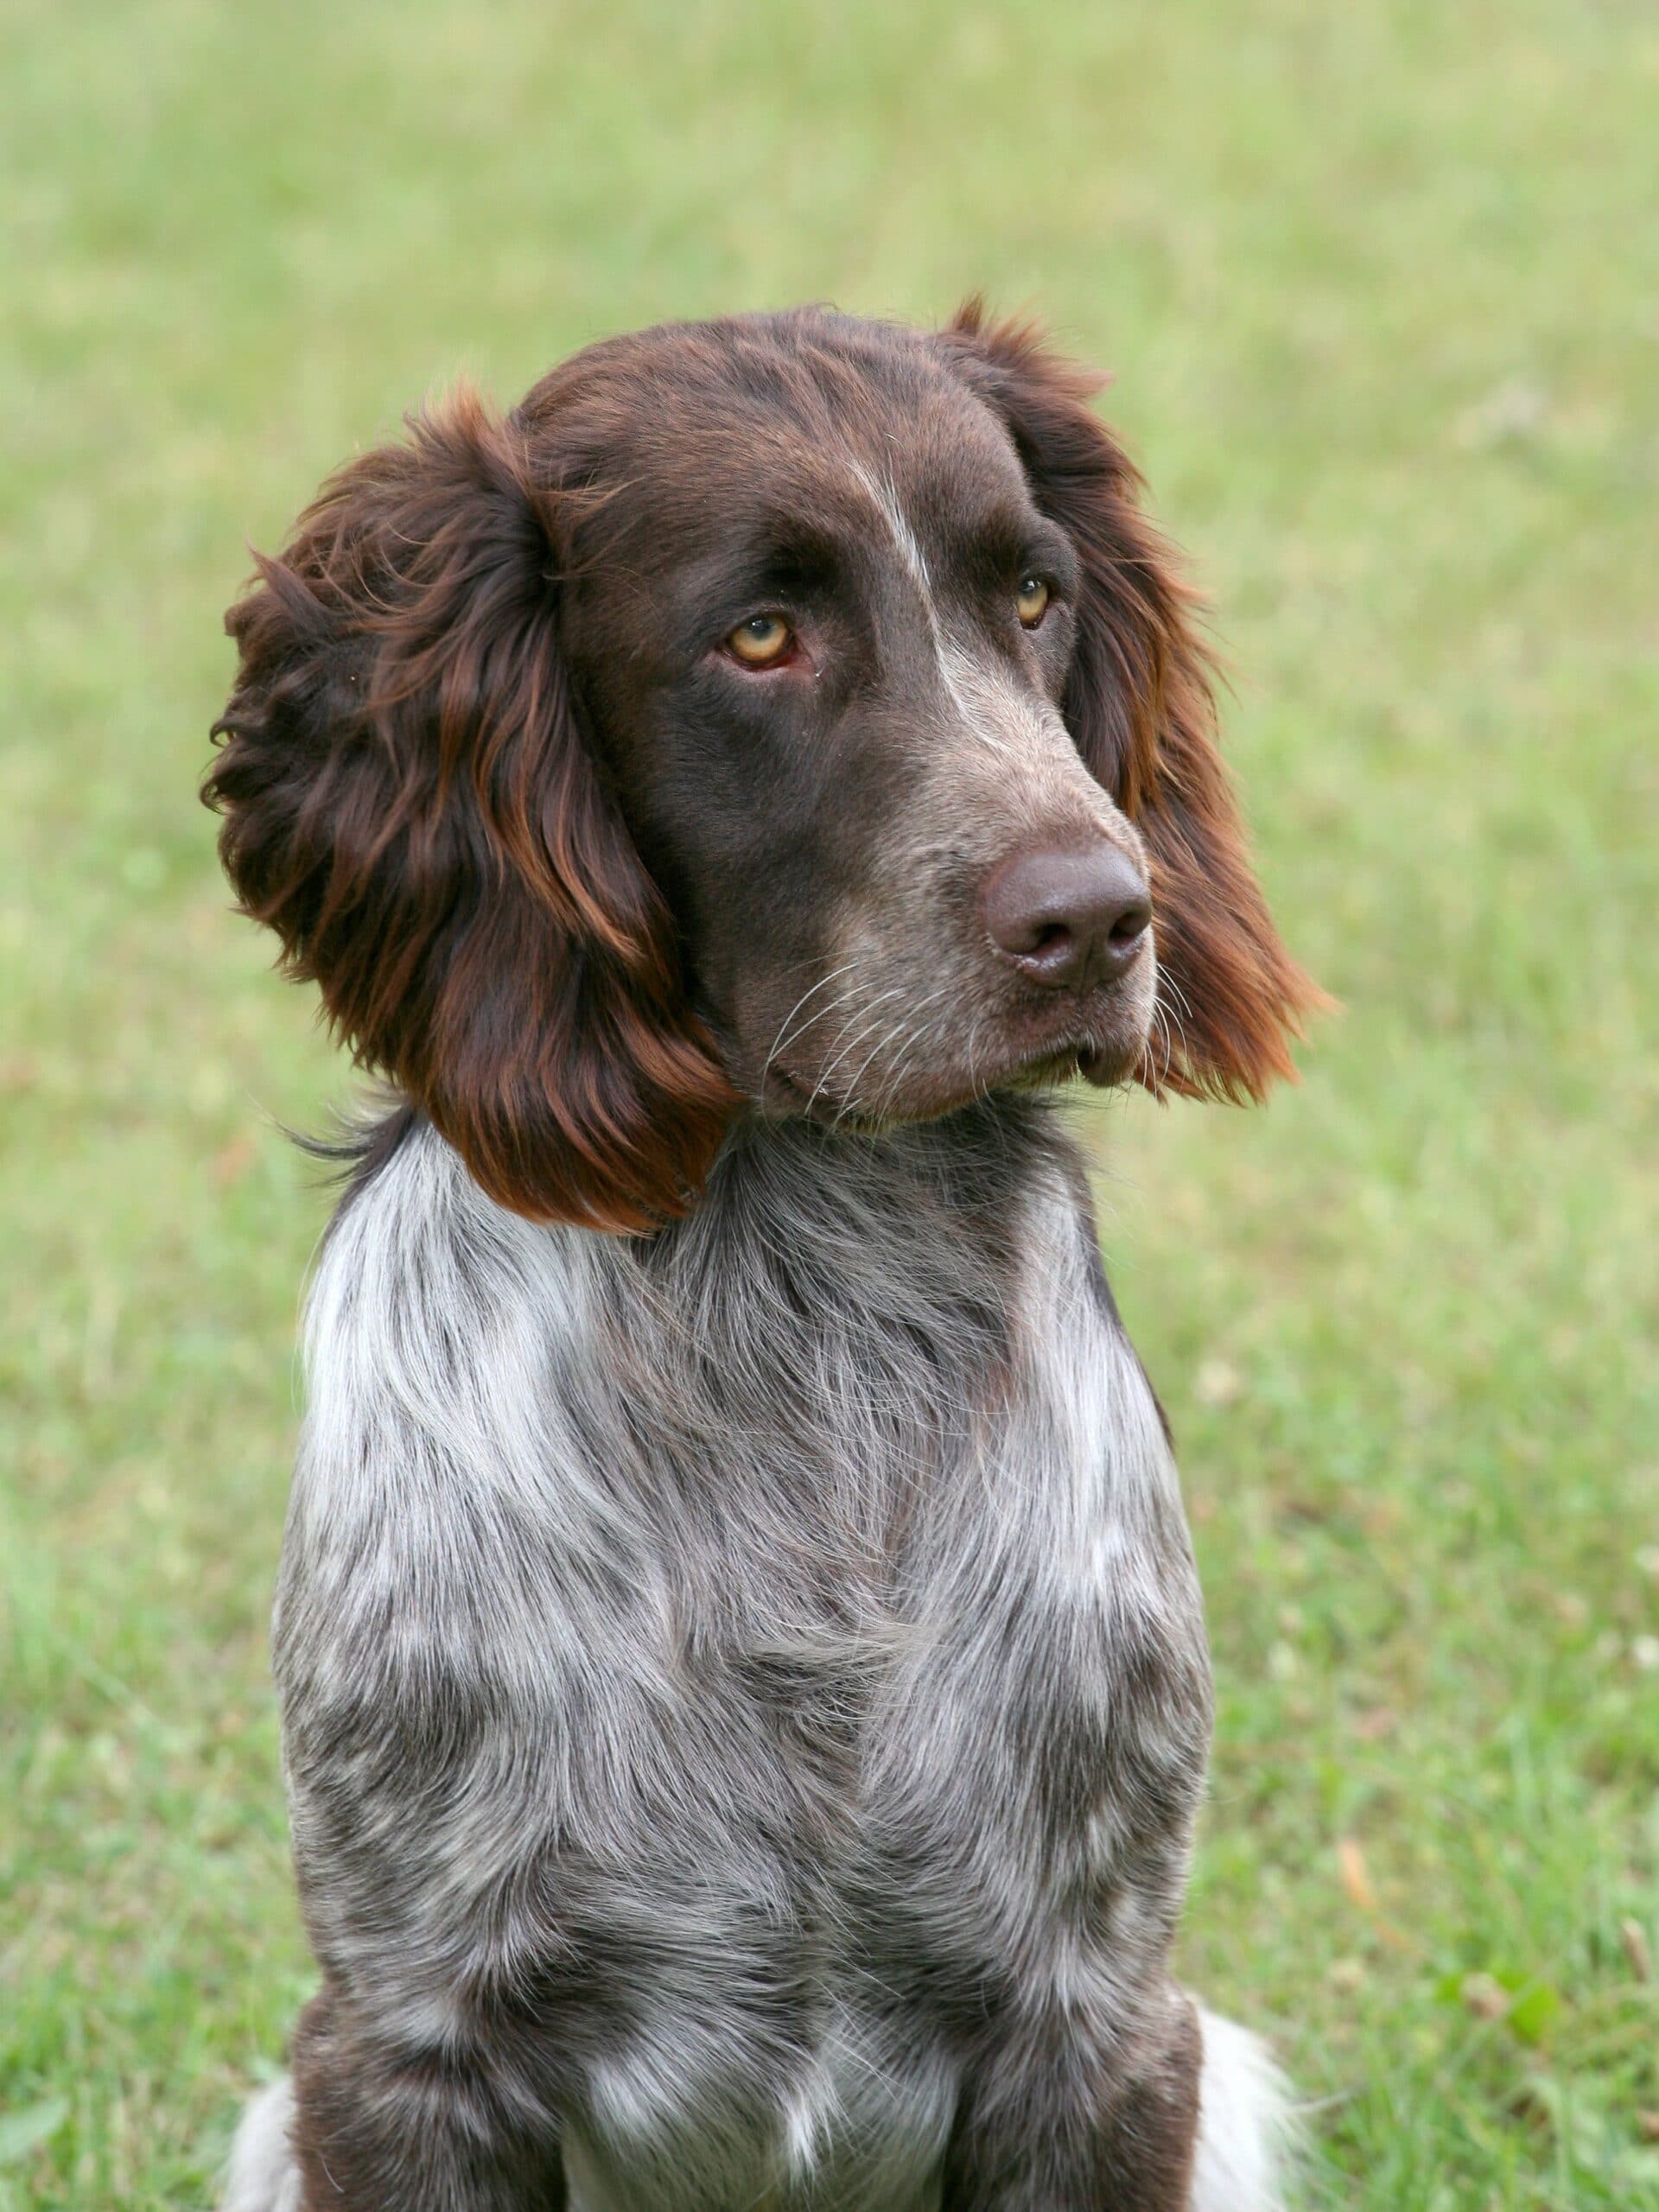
[3,2,1656,2203]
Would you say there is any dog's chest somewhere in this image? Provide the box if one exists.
[285,1109,1212,2208]
[617,1114,1212,1911]
[563,1130,1212,2205]
[291,1106,1211,1875]
[696,1272,1204,1811]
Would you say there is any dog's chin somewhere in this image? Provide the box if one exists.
[1075,1041,1143,1090]
[999,1033,1147,1097]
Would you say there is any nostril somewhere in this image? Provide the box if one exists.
[1109,899,1152,946]
[1030,922,1075,958]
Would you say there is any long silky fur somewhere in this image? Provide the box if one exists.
[210,305,1310,2210]
[221,1097,1289,2211]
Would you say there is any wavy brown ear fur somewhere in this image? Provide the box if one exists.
[204,386,737,1229]
[939,301,1326,1101]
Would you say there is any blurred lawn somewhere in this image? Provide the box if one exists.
[3,1,1657,2204]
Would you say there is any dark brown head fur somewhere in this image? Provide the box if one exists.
[207,305,1321,1227]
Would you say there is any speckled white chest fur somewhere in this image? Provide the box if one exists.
[248,1099,1275,2212]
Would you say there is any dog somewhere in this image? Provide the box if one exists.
[207,302,1319,2211]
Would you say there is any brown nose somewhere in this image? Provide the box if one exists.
[980,842,1152,989]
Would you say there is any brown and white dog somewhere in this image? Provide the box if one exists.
[208,303,1319,2212]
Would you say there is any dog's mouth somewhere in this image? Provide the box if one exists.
[762,1003,1149,1127]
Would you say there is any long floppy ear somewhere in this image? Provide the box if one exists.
[204,385,738,1229]
[939,302,1326,1102]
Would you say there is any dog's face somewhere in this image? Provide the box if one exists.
[555,322,1154,1122]
[207,307,1320,1228]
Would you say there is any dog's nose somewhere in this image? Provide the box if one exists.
[980,842,1152,989]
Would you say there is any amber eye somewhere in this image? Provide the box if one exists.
[1016,575,1051,629]
[727,613,793,666]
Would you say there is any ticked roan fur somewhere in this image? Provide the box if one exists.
[207,303,1319,2211]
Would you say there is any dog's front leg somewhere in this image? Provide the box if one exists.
[938,1981,1202,2212]
[283,1987,569,2212]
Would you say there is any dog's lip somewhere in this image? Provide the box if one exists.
[999,991,1148,1086]
[758,980,1150,1115]
[761,1020,1144,1121]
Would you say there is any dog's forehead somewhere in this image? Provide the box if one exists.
[537,313,1035,569]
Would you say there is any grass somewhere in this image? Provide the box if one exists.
[3,0,1656,2202]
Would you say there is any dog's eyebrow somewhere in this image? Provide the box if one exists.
[959,512,1081,593]
[674,529,846,628]
[843,459,1076,597]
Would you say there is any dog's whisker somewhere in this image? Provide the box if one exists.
[841,983,961,1126]
[828,1003,927,1128]
[803,984,912,1116]
[762,961,865,1083]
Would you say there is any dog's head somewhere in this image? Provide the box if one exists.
[207,305,1321,1229]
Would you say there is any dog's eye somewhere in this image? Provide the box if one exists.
[727,614,794,667]
[1016,575,1051,629]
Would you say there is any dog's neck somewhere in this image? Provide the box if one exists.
[638,1092,1078,1291]
[298,1092,1133,1657]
